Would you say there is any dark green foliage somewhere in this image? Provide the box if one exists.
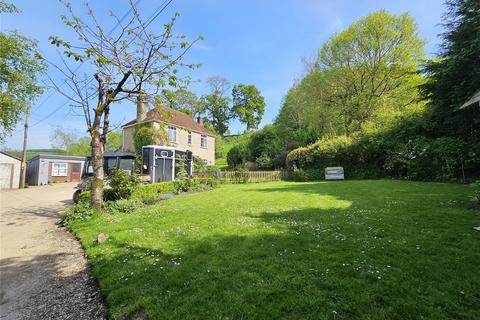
[422,0,480,140]
[104,199,141,214]
[173,178,198,193]
[231,84,266,131]
[130,182,176,203]
[255,154,273,169]
[192,177,219,188]
[133,125,156,170]
[60,201,97,227]
[109,169,140,200]
[201,77,233,136]
[226,125,285,169]
[79,189,117,202]
[193,155,207,173]
[384,137,469,181]
[226,142,249,168]
[304,169,325,181]
[286,131,477,182]
[247,125,283,168]
[471,181,480,209]
[201,93,232,136]
[242,4,480,182]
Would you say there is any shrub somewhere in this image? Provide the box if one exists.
[78,191,90,203]
[193,177,220,188]
[79,189,117,202]
[61,202,97,227]
[385,137,468,181]
[470,181,480,209]
[131,182,176,202]
[104,199,141,214]
[285,132,478,182]
[109,169,140,199]
[290,169,307,182]
[304,169,324,181]
[255,153,273,169]
[193,156,208,175]
[174,178,196,193]
[286,147,314,170]
[141,194,165,205]
[227,142,249,168]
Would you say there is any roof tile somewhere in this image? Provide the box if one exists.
[122,107,214,135]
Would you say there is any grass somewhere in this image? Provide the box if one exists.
[70,180,480,319]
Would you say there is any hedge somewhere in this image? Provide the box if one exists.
[285,134,478,182]
[79,178,219,203]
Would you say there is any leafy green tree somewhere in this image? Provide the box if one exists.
[201,76,233,136]
[313,10,426,136]
[156,88,204,117]
[50,127,123,156]
[106,130,122,152]
[48,1,201,209]
[68,136,91,156]
[0,1,45,142]
[232,84,266,131]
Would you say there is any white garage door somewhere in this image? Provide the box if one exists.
[0,163,13,189]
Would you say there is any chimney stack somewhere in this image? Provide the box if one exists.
[196,115,203,126]
[136,94,148,123]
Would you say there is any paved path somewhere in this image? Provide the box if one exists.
[0,183,105,320]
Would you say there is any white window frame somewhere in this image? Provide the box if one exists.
[200,134,208,149]
[187,131,192,146]
[168,126,177,143]
[52,162,68,177]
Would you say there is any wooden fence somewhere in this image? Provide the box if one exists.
[218,170,283,183]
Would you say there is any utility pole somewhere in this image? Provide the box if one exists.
[19,110,29,188]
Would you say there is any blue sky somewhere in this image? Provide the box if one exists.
[1,0,446,150]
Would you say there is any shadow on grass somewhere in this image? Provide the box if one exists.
[92,205,480,320]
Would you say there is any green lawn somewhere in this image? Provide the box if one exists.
[70,180,480,320]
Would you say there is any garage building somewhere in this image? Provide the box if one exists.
[26,154,85,186]
[0,151,21,189]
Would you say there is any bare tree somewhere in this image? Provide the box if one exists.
[206,76,231,96]
[45,0,201,209]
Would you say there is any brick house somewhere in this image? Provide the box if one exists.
[26,154,85,185]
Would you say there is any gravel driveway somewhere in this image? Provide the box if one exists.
[0,183,106,320]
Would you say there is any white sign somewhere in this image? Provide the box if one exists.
[325,167,344,180]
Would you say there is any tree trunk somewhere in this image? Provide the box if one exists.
[90,127,104,211]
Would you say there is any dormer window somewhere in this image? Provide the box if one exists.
[168,126,176,143]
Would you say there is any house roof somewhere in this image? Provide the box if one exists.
[122,107,214,136]
[459,89,480,110]
[28,154,86,163]
[0,151,22,162]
